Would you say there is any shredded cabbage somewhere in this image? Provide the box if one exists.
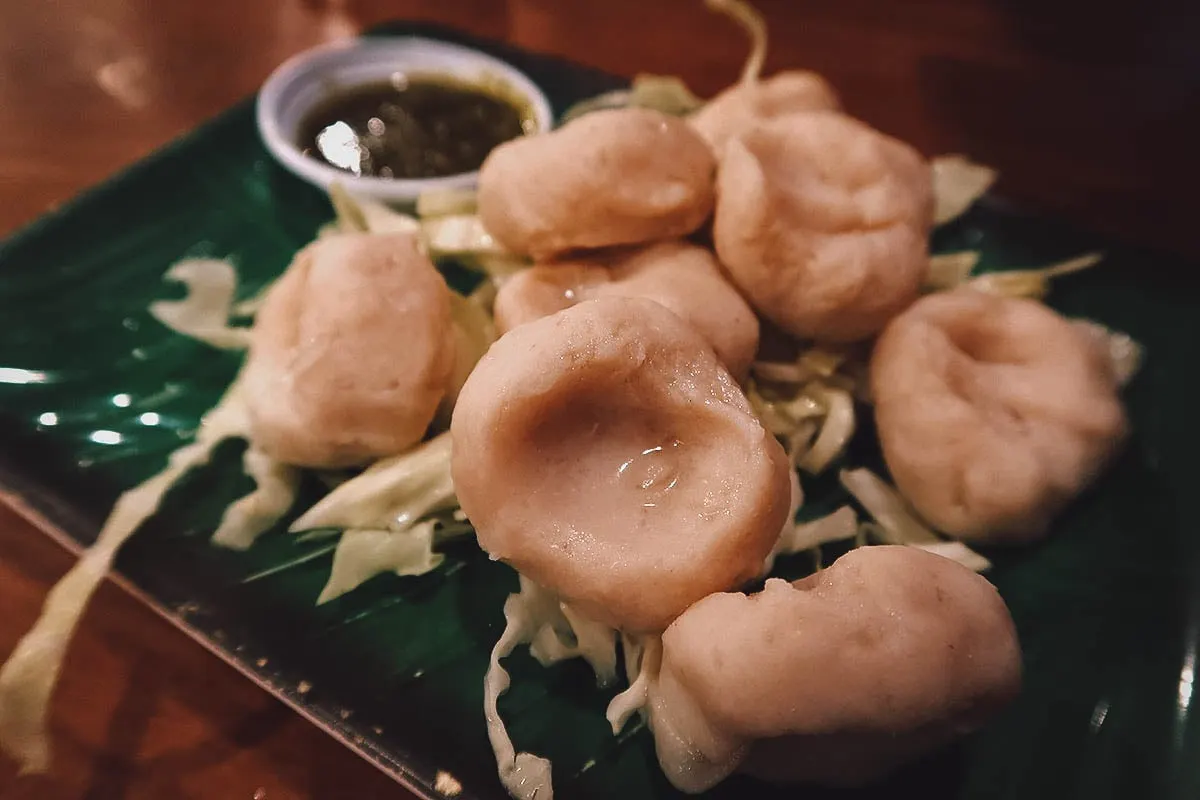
[329,182,420,235]
[290,432,455,534]
[627,75,704,116]
[931,155,998,225]
[317,522,444,604]
[210,446,301,551]
[747,380,824,437]
[0,379,247,773]
[606,635,662,734]
[748,344,865,484]
[559,90,628,123]
[750,371,857,476]
[777,506,859,555]
[230,280,276,317]
[910,540,993,573]
[838,468,991,572]
[438,289,499,426]
[293,432,465,602]
[482,577,630,799]
[705,0,767,85]
[838,468,940,545]
[793,384,855,474]
[1073,320,1144,387]
[364,180,530,278]
[560,75,705,124]
[423,214,507,257]
[968,252,1103,299]
[560,0,763,125]
[417,187,479,219]
[751,362,807,384]
[484,577,559,800]
[925,251,982,292]
[148,259,252,350]
[362,203,422,234]
[559,89,630,123]
[924,249,1106,303]
[329,182,371,232]
[529,602,618,687]
[752,347,844,385]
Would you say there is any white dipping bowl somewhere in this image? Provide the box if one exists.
[256,36,554,206]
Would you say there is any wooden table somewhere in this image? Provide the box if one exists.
[0,1,1195,798]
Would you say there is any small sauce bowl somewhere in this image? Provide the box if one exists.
[256,37,554,206]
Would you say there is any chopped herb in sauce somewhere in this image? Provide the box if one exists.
[299,75,533,180]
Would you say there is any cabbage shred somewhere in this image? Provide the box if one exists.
[0,379,248,773]
[148,258,252,349]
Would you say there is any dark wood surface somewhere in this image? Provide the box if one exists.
[0,1,1195,797]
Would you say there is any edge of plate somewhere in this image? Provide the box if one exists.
[0,464,455,800]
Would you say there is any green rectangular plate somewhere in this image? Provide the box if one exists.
[1,21,1198,800]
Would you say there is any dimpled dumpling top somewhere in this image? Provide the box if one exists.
[689,71,840,154]
[477,108,716,260]
[450,296,790,633]
[871,288,1128,543]
[492,240,760,381]
[242,232,455,468]
[713,110,933,342]
[647,545,1022,793]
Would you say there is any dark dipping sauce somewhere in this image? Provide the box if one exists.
[298,75,532,180]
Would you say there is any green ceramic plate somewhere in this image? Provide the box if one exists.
[1,21,1198,800]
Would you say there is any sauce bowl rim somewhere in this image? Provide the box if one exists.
[256,35,555,205]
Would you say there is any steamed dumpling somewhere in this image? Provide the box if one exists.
[689,71,840,154]
[648,545,1021,792]
[493,241,759,380]
[451,297,790,633]
[243,232,455,467]
[871,288,1128,542]
[477,108,715,259]
[713,110,932,342]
